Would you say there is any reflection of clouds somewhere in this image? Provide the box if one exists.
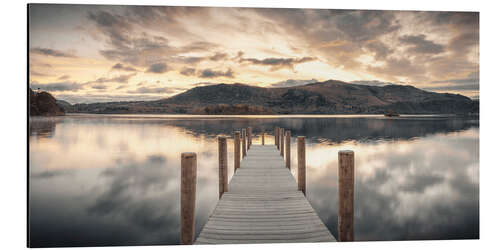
[31,169,73,179]
[399,173,444,193]
[28,115,479,246]
[84,149,218,245]
[85,154,179,243]
[306,129,479,240]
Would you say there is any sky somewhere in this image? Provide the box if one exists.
[28,4,479,104]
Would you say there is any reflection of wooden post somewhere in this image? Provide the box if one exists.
[262,131,265,145]
[242,129,247,158]
[218,137,228,199]
[248,127,252,149]
[285,130,291,169]
[181,152,197,245]
[234,131,240,172]
[338,150,354,242]
[280,128,284,157]
[274,127,279,147]
[297,136,305,195]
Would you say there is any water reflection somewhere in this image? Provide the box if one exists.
[28,114,479,247]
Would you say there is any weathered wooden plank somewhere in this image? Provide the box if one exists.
[194,145,335,244]
[196,235,334,244]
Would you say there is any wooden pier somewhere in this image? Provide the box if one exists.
[181,127,354,245]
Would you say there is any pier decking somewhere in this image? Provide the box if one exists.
[195,144,336,244]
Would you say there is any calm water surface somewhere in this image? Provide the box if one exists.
[28,114,479,247]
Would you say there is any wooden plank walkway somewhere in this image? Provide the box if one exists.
[195,145,336,244]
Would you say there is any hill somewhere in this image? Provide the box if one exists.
[29,88,65,116]
[69,80,479,115]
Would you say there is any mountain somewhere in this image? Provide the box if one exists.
[29,88,65,116]
[69,80,479,115]
[56,99,72,112]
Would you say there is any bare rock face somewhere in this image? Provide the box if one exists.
[29,88,65,116]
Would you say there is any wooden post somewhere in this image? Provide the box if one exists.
[280,128,284,157]
[262,131,265,145]
[180,152,197,245]
[285,130,291,169]
[218,137,228,199]
[277,127,281,150]
[234,131,240,172]
[297,136,305,195]
[248,127,252,149]
[274,127,279,147]
[242,129,247,158]
[338,150,354,242]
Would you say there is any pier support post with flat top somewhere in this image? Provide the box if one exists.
[280,128,284,157]
[234,131,240,172]
[338,150,355,242]
[248,127,252,149]
[285,131,291,169]
[180,152,197,245]
[242,129,247,158]
[297,136,306,195]
[218,137,228,199]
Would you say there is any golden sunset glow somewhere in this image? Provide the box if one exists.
[28,5,479,103]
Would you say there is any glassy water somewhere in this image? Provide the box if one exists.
[28,114,479,247]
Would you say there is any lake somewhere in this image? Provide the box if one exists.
[28,114,479,247]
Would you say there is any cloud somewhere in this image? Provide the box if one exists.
[240,56,316,71]
[87,10,132,49]
[111,63,137,72]
[30,6,479,101]
[31,73,136,93]
[426,71,479,91]
[209,52,228,61]
[364,41,393,60]
[91,84,108,90]
[252,9,400,70]
[270,78,318,88]
[58,75,70,80]
[98,35,172,66]
[198,68,234,78]
[367,57,426,80]
[449,32,479,53]
[54,93,168,104]
[30,81,83,92]
[170,56,204,64]
[180,67,196,76]
[30,47,77,58]
[89,73,137,84]
[192,82,218,87]
[88,9,220,69]
[350,80,394,86]
[399,34,445,54]
[30,70,50,77]
[251,9,477,85]
[334,10,401,42]
[127,87,178,94]
[147,63,169,73]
